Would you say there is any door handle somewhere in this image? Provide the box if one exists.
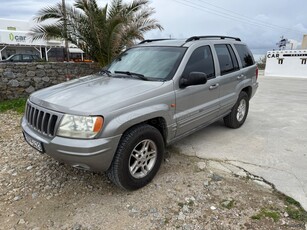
[237,74,245,80]
[209,83,219,90]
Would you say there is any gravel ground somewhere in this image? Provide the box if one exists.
[0,111,306,230]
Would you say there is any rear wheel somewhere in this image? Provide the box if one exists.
[107,124,164,190]
[224,91,249,129]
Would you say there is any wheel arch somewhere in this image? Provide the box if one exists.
[241,86,252,99]
[101,104,172,144]
[121,117,168,145]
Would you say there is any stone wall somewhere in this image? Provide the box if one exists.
[0,62,101,101]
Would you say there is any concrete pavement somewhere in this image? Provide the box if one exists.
[175,74,307,210]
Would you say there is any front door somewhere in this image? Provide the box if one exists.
[175,45,220,137]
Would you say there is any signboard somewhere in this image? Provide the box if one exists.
[0,30,45,46]
[265,50,307,78]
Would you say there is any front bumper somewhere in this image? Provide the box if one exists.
[21,116,121,172]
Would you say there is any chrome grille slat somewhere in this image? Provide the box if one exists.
[26,104,30,121]
[38,111,44,131]
[47,115,51,135]
[29,106,33,125]
[25,102,59,137]
[50,115,57,136]
[27,105,31,121]
[43,113,50,134]
[33,109,39,129]
[36,111,42,130]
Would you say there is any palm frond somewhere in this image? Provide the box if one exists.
[31,0,163,66]
[34,3,63,22]
[30,23,64,41]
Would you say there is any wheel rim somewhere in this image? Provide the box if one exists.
[128,139,157,179]
[236,99,247,122]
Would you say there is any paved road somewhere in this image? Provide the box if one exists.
[175,74,307,210]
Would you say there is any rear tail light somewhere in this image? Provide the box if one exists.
[256,67,259,80]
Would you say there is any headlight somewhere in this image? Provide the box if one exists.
[57,114,104,139]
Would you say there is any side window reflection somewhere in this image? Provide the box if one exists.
[183,46,215,79]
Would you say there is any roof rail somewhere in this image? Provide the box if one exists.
[185,36,241,43]
[138,39,171,44]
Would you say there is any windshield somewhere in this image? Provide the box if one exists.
[108,46,186,80]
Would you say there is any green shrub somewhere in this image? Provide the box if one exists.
[0,98,27,114]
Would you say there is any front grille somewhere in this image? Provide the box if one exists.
[25,102,59,137]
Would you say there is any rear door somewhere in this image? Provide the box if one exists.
[214,44,241,116]
[175,45,220,136]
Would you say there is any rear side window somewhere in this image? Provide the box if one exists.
[32,55,39,60]
[234,44,255,68]
[214,44,239,75]
[23,54,32,60]
[183,46,215,79]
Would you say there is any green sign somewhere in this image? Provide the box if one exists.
[7,26,16,31]
[8,33,27,43]
[9,33,14,41]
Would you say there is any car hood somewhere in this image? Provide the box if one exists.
[30,74,165,115]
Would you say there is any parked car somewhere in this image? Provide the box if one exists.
[1,54,41,62]
[21,36,259,190]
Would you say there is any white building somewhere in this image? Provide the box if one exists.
[0,18,84,61]
[265,35,307,78]
[265,49,307,78]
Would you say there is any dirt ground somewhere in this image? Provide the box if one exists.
[0,111,306,230]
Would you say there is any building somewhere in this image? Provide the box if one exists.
[265,50,307,77]
[0,18,84,61]
[302,35,307,49]
[264,35,307,78]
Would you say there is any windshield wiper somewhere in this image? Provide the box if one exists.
[99,69,112,77]
[114,71,148,81]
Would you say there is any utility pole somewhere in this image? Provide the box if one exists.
[62,0,70,62]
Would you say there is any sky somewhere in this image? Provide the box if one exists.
[1,0,307,56]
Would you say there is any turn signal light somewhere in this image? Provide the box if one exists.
[94,117,104,133]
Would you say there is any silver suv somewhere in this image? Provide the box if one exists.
[22,36,259,190]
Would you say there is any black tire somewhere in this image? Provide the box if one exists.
[224,91,249,129]
[107,124,164,190]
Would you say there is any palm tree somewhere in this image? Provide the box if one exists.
[31,0,163,66]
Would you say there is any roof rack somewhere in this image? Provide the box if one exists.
[138,39,171,44]
[185,36,241,43]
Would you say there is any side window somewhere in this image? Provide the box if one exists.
[234,44,255,68]
[227,45,239,70]
[214,44,238,75]
[11,55,21,61]
[23,54,32,60]
[183,46,215,79]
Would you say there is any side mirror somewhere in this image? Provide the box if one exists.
[179,72,207,88]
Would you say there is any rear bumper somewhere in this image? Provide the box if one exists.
[21,116,121,171]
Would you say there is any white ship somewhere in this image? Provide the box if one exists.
[264,36,307,78]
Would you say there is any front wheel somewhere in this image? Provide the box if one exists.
[224,91,249,129]
[107,124,164,190]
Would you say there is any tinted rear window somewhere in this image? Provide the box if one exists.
[234,44,255,68]
[215,44,237,75]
